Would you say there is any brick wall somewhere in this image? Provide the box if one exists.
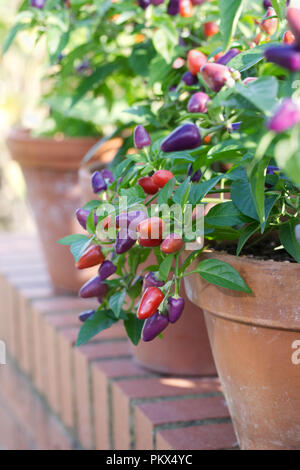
[0,234,238,450]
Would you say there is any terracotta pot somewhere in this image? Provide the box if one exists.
[184,250,300,450]
[6,127,121,293]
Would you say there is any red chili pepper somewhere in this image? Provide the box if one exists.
[283,30,295,44]
[161,234,184,254]
[179,0,193,17]
[137,287,165,320]
[203,21,219,38]
[138,176,159,195]
[137,217,165,239]
[76,245,105,270]
[261,7,278,36]
[138,237,163,247]
[187,49,207,75]
[152,170,174,188]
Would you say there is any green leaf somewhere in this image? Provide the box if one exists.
[279,219,300,263]
[205,201,249,227]
[57,234,89,246]
[235,77,278,113]
[109,290,127,319]
[76,310,117,347]
[119,186,146,207]
[231,178,258,221]
[173,179,191,207]
[196,258,252,293]
[124,314,144,346]
[227,45,265,72]
[86,211,96,235]
[189,175,223,204]
[248,157,270,227]
[271,0,286,20]
[274,133,300,187]
[158,178,175,205]
[159,254,174,282]
[236,222,260,256]
[129,42,155,77]
[70,238,92,263]
[3,21,29,54]
[219,0,244,50]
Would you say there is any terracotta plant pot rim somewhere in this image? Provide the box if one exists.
[184,249,300,333]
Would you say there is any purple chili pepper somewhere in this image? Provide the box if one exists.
[142,311,169,342]
[268,98,300,133]
[31,0,46,8]
[264,45,300,71]
[115,229,136,255]
[182,71,198,86]
[98,260,117,281]
[187,92,210,114]
[116,211,147,231]
[102,169,114,183]
[161,123,201,152]
[143,272,165,291]
[76,208,98,230]
[92,171,107,194]
[78,310,95,323]
[167,0,179,15]
[266,165,280,175]
[228,121,242,133]
[217,48,240,65]
[188,164,202,182]
[134,125,152,149]
[167,297,185,323]
[151,0,164,4]
[79,276,108,299]
[139,0,151,9]
[263,0,272,9]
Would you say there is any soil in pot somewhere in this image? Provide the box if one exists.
[184,250,300,450]
[6,128,122,293]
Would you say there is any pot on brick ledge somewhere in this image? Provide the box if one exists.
[6,127,121,293]
[184,250,300,450]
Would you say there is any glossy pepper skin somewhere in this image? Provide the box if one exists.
[134,125,152,149]
[268,98,300,133]
[261,7,278,36]
[137,217,165,240]
[142,311,169,341]
[217,48,240,65]
[115,229,137,254]
[138,177,159,195]
[161,234,184,254]
[181,71,198,86]
[187,49,207,75]
[161,123,201,152]
[92,171,107,194]
[200,63,235,92]
[98,260,117,280]
[187,91,210,113]
[139,0,151,8]
[167,0,180,15]
[143,272,165,291]
[76,208,98,230]
[116,211,148,231]
[179,0,193,17]
[188,164,202,182]
[152,170,174,188]
[287,7,300,47]
[283,30,295,44]
[264,44,300,71]
[76,245,105,270]
[151,0,165,4]
[78,310,95,323]
[137,287,165,320]
[167,297,185,323]
[79,276,108,299]
[203,21,219,38]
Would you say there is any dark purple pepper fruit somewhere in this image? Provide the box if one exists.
[78,310,95,323]
[31,0,46,8]
[151,0,164,4]
[167,297,185,323]
[76,208,98,230]
[143,272,165,291]
[102,169,114,183]
[188,164,202,182]
[181,71,198,86]
[167,0,179,15]
[231,122,242,131]
[79,276,108,299]
[161,123,201,153]
[264,45,300,71]
[92,171,107,194]
[187,92,210,114]
[115,229,136,255]
[268,98,300,133]
[217,48,240,65]
[266,165,280,175]
[134,125,152,149]
[142,311,169,342]
[98,260,117,281]
[139,0,151,9]
[263,0,272,9]
[116,211,148,231]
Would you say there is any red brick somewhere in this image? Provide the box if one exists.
[74,338,130,449]
[112,377,221,450]
[92,359,152,450]
[135,396,229,449]
[156,423,237,450]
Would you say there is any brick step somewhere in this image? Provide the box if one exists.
[0,233,237,450]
